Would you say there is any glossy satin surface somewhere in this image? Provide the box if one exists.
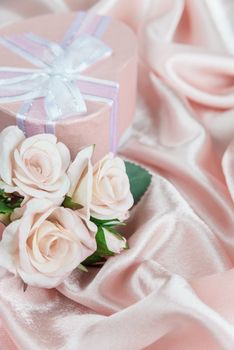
[0,1,234,349]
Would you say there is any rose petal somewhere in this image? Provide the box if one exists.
[0,126,25,185]
[67,145,94,220]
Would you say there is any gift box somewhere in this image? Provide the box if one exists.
[0,12,138,160]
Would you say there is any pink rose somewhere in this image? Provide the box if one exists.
[91,154,133,219]
[68,149,133,220]
[103,228,127,253]
[0,126,70,200]
[0,199,97,288]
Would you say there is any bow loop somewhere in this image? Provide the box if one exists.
[66,34,112,73]
[0,68,47,103]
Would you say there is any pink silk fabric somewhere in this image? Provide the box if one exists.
[1,0,234,349]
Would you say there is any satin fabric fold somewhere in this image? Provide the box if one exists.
[0,1,234,349]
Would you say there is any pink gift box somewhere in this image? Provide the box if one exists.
[0,12,138,160]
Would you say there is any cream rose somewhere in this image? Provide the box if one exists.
[91,154,133,219]
[0,199,97,288]
[103,228,127,254]
[0,126,70,200]
[68,149,133,220]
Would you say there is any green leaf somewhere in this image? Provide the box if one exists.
[83,252,106,266]
[125,161,152,205]
[0,201,13,214]
[0,190,23,214]
[62,196,83,210]
[95,227,115,257]
[90,217,121,228]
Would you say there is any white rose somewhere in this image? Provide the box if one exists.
[68,149,133,220]
[0,126,70,200]
[0,199,97,288]
[91,154,133,219]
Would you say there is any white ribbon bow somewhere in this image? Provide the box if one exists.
[0,33,112,121]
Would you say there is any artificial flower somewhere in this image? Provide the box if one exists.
[68,148,133,220]
[102,227,127,253]
[0,126,70,200]
[0,198,97,288]
[91,154,134,220]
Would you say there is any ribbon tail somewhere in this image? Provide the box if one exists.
[0,74,47,103]
[0,68,44,86]
[44,77,87,121]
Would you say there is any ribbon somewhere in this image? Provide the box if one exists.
[0,12,119,152]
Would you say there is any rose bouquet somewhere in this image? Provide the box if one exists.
[0,126,151,289]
